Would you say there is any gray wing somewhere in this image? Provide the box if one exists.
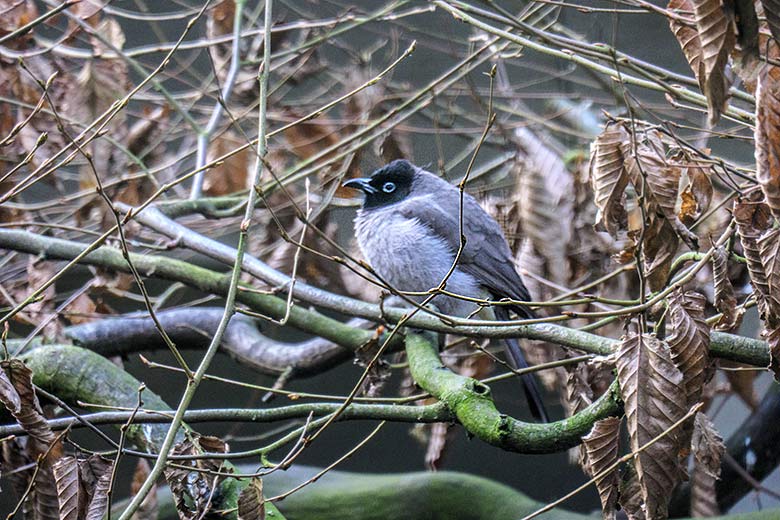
[396,192,532,304]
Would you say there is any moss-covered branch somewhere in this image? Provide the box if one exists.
[405,333,622,453]
[0,229,770,368]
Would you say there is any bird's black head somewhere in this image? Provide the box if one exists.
[342,159,416,209]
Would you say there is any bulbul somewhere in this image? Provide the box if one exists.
[343,159,549,422]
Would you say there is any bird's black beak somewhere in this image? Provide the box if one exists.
[342,178,377,194]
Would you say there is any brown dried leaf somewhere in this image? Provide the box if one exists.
[83,455,113,520]
[65,293,97,325]
[734,198,773,323]
[516,128,574,284]
[0,0,38,48]
[642,216,680,292]
[0,359,58,452]
[712,246,740,330]
[690,412,725,517]
[755,64,780,221]
[678,158,713,226]
[581,416,621,519]
[757,227,780,327]
[204,130,252,196]
[761,0,780,45]
[131,458,158,520]
[668,0,705,83]
[616,333,687,520]
[667,289,711,407]
[164,434,229,519]
[53,456,82,520]
[722,363,760,409]
[590,122,630,236]
[692,0,736,124]
[732,0,760,68]
[619,462,647,520]
[237,478,265,520]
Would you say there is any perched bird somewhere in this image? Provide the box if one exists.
[343,159,549,422]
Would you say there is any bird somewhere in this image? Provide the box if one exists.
[343,159,549,422]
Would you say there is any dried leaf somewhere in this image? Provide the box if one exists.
[582,416,621,519]
[164,434,229,519]
[642,215,680,291]
[761,0,780,45]
[711,246,740,330]
[723,364,760,410]
[764,327,780,382]
[668,0,705,83]
[53,456,82,520]
[755,64,780,221]
[237,478,265,520]
[732,0,760,68]
[678,158,713,226]
[0,359,58,452]
[690,412,725,517]
[616,334,688,520]
[83,455,113,520]
[734,198,773,323]
[692,0,736,124]
[619,461,647,520]
[204,130,252,196]
[590,122,630,235]
[757,227,780,327]
[65,293,97,325]
[667,290,711,407]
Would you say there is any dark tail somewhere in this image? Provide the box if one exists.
[494,305,549,423]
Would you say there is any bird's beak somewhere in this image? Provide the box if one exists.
[342,178,377,194]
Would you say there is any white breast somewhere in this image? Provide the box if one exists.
[354,207,484,316]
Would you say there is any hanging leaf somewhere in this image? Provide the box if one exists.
[712,246,740,330]
[757,227,780,327]
[734,198,773,323]
[83,455,113,520]
[678,156,713,226]
[53,457,83,520]
[581,416,621,520]
[761,0,780,45]
[237,478,266,520]
[732,0,760,68]
[666,290,711,407]
[642,215,680,292]
[590,122,630,235]
[616,333,688,520]
[764,327,780,381]
[621,134,698,249]
[668,0,705,84]
[618,461,647,520]
[692,0,736,124]
[724,366,760,410]
[690,412,725,517]
[755,64,780,221]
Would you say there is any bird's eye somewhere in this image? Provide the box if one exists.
[382,182,396,193]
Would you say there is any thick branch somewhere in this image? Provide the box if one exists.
[405,333,622,454]
[0,229,770,367]
[65,308,366,377]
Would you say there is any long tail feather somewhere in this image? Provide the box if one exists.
[494,306,549,423]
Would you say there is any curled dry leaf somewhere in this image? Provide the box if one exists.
[0,359,58,453]
[733,198,773,323]
[666,289,711,407]
[677,155,713,227]
[668,0,704,83]
[164,434,229,519]
[757,227,780,328]
[692,0,736,124]
[642,215,680,292]
[581,416,621,520]
[711,246,740,330]
[237,478,266,520]
[755,64,780,222]
[690,412,725,517]
[83,455,113,520]
[53,456,82,520]
[590,122,630,235]
[616,333,688,520]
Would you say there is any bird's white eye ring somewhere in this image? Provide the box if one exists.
[382,182,396,193]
